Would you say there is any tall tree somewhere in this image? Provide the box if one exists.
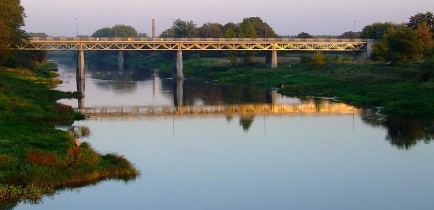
[0,0,26,66]
[373,26,424,64]
[416,22,434,54]
[239,20,257,65]
[224,27,238,66]
[239,20,257,38]
[198,23,223,38]
[112,24,137,38]
[92,27,115,37]
[407,12,434,32]
[223,22,239,37]
[242,17,278,38]
[171,19,197,38]
[360,22,396,40]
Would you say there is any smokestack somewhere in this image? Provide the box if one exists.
[152,18,156,39]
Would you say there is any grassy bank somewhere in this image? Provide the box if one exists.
[0,64,138,204]
[154,57,433,120]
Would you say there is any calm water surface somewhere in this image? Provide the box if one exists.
[16,59,434,210]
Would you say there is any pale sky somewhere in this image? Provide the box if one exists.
[21,0,433,37]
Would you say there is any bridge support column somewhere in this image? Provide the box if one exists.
[76,78,85,109]
[118,51,124,70]
[173,50,184,79]
[76,49,85,80]
[266,46,278,68]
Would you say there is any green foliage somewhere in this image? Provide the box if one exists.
[171,19,197,38]
[92,27,114,37]
[241,17,278,38]
[297,32,312,38]
[223,22,239,36]
[407,11,434,32]
[91,25,137,38]
[338,31,360,39]
[314,51,325,67]
[112,24,137,38]
[0,0,28,67]
[238,19,259,66]
[360,22,397,39]
[418,53,434,82]
[0,66,138,203]
[199,23,223,38]
[239,20,257,38]
[27,32,48,38]
[373,26,424,63]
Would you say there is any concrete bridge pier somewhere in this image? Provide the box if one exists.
[76,49,85,80]
[355,39,374,61]
[266,46,278,68]
[173,79,184,107]
[76,78,85,109]
[173,50,184,79]
[118,51,125,71]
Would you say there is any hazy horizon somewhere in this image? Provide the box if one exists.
[21,0,433,37]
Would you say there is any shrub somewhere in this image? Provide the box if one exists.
[314,51,325,67]
[25,150,57,166]
[0,155,9,162]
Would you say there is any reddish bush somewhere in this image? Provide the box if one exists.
[0,154,9,162]
[25,149,57,166]
[56,104,73,113]
[66,146,82,165]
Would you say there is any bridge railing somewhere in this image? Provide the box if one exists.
[29,37,372,43]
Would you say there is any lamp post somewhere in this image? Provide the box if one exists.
[264,20,267,38]
[75,18,78,37]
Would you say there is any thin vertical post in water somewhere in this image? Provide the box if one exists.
[76,49,85,80]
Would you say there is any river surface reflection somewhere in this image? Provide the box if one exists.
[16,59,434,210]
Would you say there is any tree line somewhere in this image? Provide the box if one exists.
[0,0,47,68]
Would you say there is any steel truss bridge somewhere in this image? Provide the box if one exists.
[15,37,372,52]
[15,37,373,79]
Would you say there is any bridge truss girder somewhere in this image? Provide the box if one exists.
[15,40,367,52]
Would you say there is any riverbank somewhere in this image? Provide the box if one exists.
[0,64,139,205]
[166,57,433,120]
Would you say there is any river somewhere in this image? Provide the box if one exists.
[16,58,434,210]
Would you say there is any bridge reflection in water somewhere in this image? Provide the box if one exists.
[75,78,359,119]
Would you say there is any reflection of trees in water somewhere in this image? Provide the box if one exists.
[87,67,155,94]
[239,115,255,132]
[93,80,138,94]
[361,110,433,149]
[161,79,269,106]
[386,118,433,149]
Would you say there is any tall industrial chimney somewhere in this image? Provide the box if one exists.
[152,18,156,39]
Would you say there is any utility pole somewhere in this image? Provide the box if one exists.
[75,18,78,36]
[264,20,267,38]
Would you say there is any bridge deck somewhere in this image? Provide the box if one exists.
[15,37,372,51]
